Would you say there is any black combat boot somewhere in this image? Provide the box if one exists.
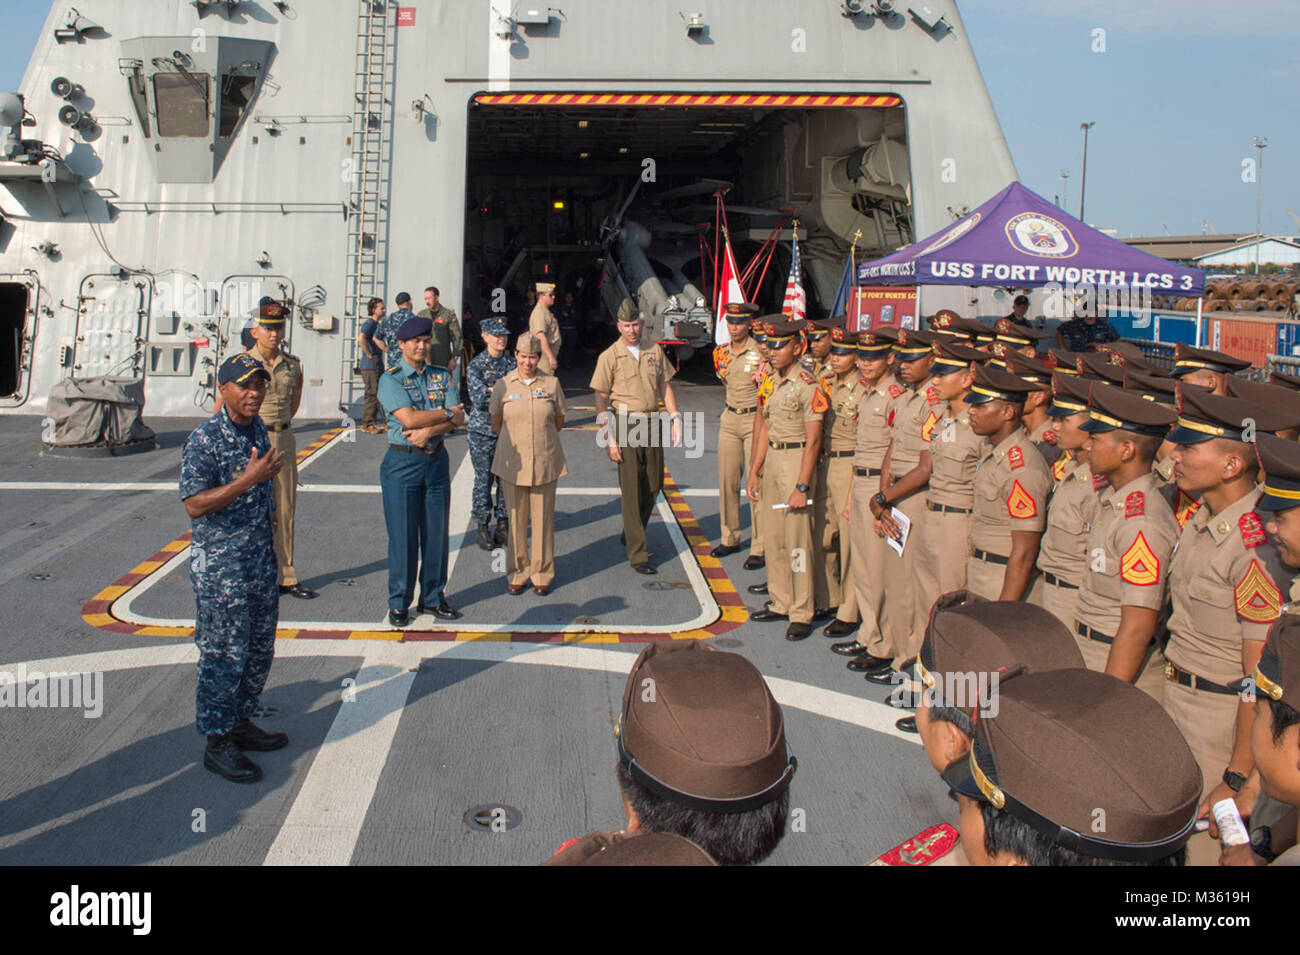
[204,733,262,783]
[232,718,289,751]
[477,522,492,550]
[494,518,509,547]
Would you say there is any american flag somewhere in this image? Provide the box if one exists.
[782,229,806,322]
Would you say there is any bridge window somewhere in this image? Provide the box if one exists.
[153,72,210,138]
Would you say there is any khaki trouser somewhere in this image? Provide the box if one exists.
[1162,678,1240,866]
[617,434,663,565]
[269,426,297,587]
[813,456,858,620]
[1029,574,1080,630]
[965,550,1006,601]
[908,505,972,654]
[883,488,928,668]
[359,368,382,427]
[762,447,814,624]
[1072,627,1167,703]
[718,408,763,554]
[505,480,557,587]
[850,475,892,658]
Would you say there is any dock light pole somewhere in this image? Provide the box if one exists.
[1253,136,1267,274]
[1078,122,1095,222]
[1059,169,1069,211]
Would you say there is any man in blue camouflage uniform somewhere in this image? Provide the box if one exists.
[378,314,467,626]
[180,353,289,784]
[466,315,516,550]
[375,291,417,370]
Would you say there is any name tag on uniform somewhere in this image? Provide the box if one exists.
[506,393,522,401]
[402,381,419,392]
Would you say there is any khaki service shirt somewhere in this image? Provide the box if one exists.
[888,380,941,476]
[589,339,675,414]
[713,338,763,409]
[246,347,301,426]
[489,369,567,486]
[969,427,1051,556]
[1036,457,1106,586]
[528,303,562,357]
[853,375,900,472]
[1029,417,1061,469]
[762,366,827,444]
[823,373,865,453]
[926,410,985,509]
[1166,488,1288,686]
[1074,471,1177,637]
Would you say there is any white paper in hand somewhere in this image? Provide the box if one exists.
[886,506,910,557]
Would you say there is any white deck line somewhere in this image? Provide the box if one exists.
[1,482,720,498]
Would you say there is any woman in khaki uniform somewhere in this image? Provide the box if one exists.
[490,334,567,595]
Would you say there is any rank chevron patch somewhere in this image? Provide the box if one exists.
[1235,560,1282,623]
[1007,479,1038,518]
[1120,531,1160,586]
[921,410,939,442]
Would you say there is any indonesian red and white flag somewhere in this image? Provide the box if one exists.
[714,231,744,345]
[782,231,806,323]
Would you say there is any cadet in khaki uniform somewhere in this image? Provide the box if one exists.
[490,334,567,595]
[833,329,900,667]
[815,325,866,635]
[746,318,827,640]
[1125,370,1206,527]
[236,298,316,599]
[742,322,779,597]
[904,342,989,665]
[1164,385,1297,865]
[711,302,765,561]
[1169,342,1251,396]
[1029,373,1104,629]
[943,668,1201,866]
[1072,384,1180,702]
[1005,351,1060,469]
[863,329,938,679]
[1226,376,1300,440]
[963,364,1051,601]
[591,310,680,574]
[528,282,563,375]
[802,318,833,377]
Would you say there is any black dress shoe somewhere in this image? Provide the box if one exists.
[619,533,626,546]
[749,608,787,622]
[494,519,509,547]
[785,622,813,641]
[831,640,868,656]
[419,601,462,620]
[864,668,905,686]
[812,606,835,622]
[710,543,741,558]
[887,689,921,710]
[232,718,289,751]
[477,523,493,551]
[895,716,918,734]
[280,584,318,599]
[632,562,656,575]
[848,654,895,673]
[823,619,859,638]
[204,734,262,783]
[388,609,409,627]
[746,582,769,595]
[742,555,765,571]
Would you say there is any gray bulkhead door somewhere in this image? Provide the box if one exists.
[73,273,150,379]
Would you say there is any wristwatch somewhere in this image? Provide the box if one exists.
[795,482,810,494]
[1250,825,1277,863]
[873,491,888,508]
[1223,769,1247,793]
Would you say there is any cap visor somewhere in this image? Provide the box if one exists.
[939,755,984,802]
[963,390,997,405]
[1256,493,1300,513]
[1166,425,1215,445]
[1079,418,1116,433]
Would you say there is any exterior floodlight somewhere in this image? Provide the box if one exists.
[873,0,895,14]
[680,12,706,36]
[842,0,868,16]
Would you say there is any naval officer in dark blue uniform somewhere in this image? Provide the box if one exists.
[377,314,466,626]
[180,352,290,783]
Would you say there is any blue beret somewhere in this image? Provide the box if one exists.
[481,315,509,337]
[218,352,269,386]
[397,315,433,341]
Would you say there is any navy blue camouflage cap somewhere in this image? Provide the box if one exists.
[218,352,270,386]
[395,291,412,305]
[481,315,509,337]
[397,314,433,341]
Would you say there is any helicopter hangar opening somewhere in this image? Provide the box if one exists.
[463,93,912,359]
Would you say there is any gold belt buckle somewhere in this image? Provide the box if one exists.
[1164,661,1176,681]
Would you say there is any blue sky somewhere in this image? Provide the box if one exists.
[2,1,1294,239]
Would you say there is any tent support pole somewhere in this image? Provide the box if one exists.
[1195,297,1203,347]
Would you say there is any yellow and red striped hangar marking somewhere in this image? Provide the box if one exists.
[80,445,747,643]
[473,92,900,108]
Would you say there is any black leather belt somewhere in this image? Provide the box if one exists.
[389,441,442,456]
[726,404,758,415]
[927,502,971,515]
[1075,621,1113,645]
[853,467,882,477]
[1043,572,1079,590]
[769,440,806,450]
[266,421,292,433]
[970,547,1008,565]
[822,449,854,459]
[1164,661,1242,696]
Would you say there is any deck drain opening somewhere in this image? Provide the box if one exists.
[464,804,522,832]
[643,580,691,590]
[30,573,53,581]
[573,616,600,624]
